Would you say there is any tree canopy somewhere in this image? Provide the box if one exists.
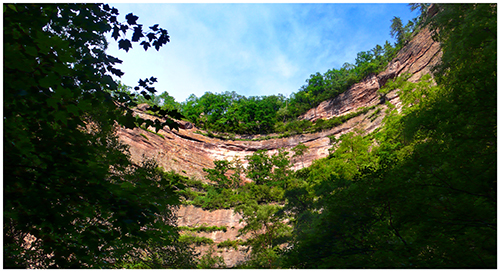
[178,4,497,268]
[4,3,495,269]
[279,3,496,268]
[4,4,194,268]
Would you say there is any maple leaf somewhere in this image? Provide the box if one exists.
[118,39,132,52]
[125,13,139,25]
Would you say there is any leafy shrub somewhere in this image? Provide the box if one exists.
[178,188,203,201]
[179,224,227,233]
[197,247,226,269]
[179,235,214,246]
[217,239,241,250]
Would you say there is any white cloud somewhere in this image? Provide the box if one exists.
[105,3,415,102]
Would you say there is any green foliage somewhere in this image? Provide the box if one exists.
[178,187,205,202]
[179,224,228,233]
[113,238,197,269]
[291,143,308,158]
[187,148,293,210]
[368,108,382,121]
[196,104,377,143]
[139,126,167,139]
[192,150,293,268]
[280,5,497,265]
[390,16,418,46]
[179,235,215,246]
[203,159,242,189]
[279,6,498,265]
[235,203,292,268]
[196,247,227,269]
[409,3,431,25]
[3,3,194,268]
[178,13,409,136]
[192,186,245,210]
[246,150,274,185]
[390,16,405,44]
[181,176,209,190]
[283,77,496,268]
[217,239,242,250]
[181,92,285,134]
[137,90,182,111]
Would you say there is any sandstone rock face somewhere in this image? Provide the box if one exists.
[117,110,370,181]
[299,27,441,122]
[176,206,250,267]
[136,103,150,112]
[119,27,441,179]
[117,26,441,267]
[177,120,193,129]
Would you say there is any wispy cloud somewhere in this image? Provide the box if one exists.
[106,3,415,102]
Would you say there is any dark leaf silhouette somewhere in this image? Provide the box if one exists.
[140,41,150,51]
[118,39,132,52]
[125,13,139,25]
[120,24,128,34]
[111,25,120,40]
[4,3,190,269]
[131,25,144,42]
[147,32,156,42]
[150,24,159,31]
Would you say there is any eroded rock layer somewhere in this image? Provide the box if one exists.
[299,27,441,122]
[117,26,441,266]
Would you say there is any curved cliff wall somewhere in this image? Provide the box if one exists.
[299,27,441,122]
[116,25,441,266]
[118,27,441,180]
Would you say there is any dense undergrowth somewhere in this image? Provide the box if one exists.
[173,4,498,263]
[177,64,496,268]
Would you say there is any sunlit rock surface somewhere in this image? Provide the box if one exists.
[299,27,441,122]
[176,205,250,267]
[116,26,441,267]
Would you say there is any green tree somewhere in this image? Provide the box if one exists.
[409,3,431,25]
[270,149,293,188]
[355,51,374,66]
[235,203,291,268]
[135,90,180,112]
[282,4,496,268]
[4,4,193,268]
[382,40,396,62]
[390,16,405,45]
[246,150,273,185]
[203,160,240,189]
[292,143,309,168]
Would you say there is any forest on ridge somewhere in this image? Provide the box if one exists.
[4,3,496,268]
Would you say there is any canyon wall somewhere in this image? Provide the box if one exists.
[116,25,441,266]
[299,27,441,122]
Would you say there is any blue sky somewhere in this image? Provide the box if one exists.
[105,3,418,103]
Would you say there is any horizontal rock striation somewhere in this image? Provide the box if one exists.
[117,25,441,267]
[176,205,249,267]
[299,27,441,123]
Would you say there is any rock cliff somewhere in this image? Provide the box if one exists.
[299,27,441,122]
[116,25,441,266]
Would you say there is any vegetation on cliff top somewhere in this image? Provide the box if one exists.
[4,3,496,269]
[129,6,421,136]
[172,3,498,268]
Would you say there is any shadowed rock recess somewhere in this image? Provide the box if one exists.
[117,26,441,266]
